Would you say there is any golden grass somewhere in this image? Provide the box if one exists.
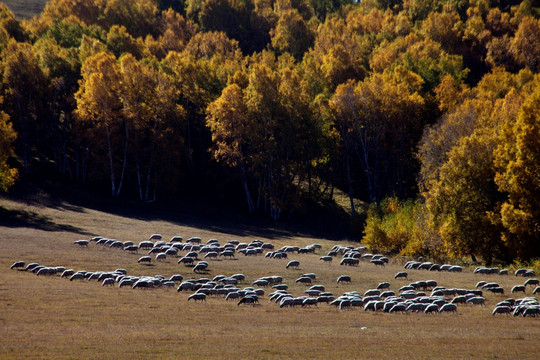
[0,196,539,359]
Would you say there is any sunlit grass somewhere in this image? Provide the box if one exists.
[0,196,539,359]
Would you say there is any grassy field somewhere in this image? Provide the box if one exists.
[2,0,47,19]
[1,192,539,360]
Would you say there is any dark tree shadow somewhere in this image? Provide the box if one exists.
[0,206,92,236]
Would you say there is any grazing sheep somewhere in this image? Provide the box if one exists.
[124,245,139,253]
[487,287,505,294]
[439,304,457,313]
[252,279,270,287]
[220,250,235,259]
[467,297,486,306]
[448,266,463,272]
[74,240,89,247]
[286,260,300,269]
[492,306,512,316]
[524,279,539,287]
[337,275,351,284]
[364,289,380,297]
[193,262,208,273]
[424,304,440,314]
[188,293,207,302]
[370,259,385,267]
[155,253,167,262]
[169,274,184,282]
[499,269,509,276]
[320,256,333,263]
[389,303,407,314]
[302,298,319,307]
[69,273,85,281]
[24,263,39,271]
[178,257,194,265]
[204,252,219,260]
[138,256,152,264]
[10,261,25,270]
[394,271,408,279]
[187,237,202,244]
[148,234,162,241]
[238,296,259,306]
[377,282,391,290]
[139,241,154,249]
[102,278,115,287]
[296,276,312,285]
[512,285,526,294]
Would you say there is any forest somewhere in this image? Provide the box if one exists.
[0,0,538,265]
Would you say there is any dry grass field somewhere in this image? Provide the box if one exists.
[1,192,539,360]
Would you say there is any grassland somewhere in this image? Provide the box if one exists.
[2,0,47,19]
[0,191,539,360]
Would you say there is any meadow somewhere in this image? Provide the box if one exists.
[1,192,539,360]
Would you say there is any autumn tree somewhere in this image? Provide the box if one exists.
[0,103,17,191]
[2,39,47,173]
[271,8,314,60]
[493,81,540,260]
[74,51,127,197]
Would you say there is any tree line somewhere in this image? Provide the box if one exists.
[0,0,538,263]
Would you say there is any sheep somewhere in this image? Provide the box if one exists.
[220,250,235,259]
[124,245,139,253]
[252,279,270,287]
[169,274,184,282]
[24,263,39,271]
[377,282,391,290]
[492,306,512,316]
[139,241,154,249]
[69,273,85,281]
[74,240,89,247]
[238,296,259,306]
[138,256,152,264]
[102,278,115,287]
[280,297,295,308]
[302,298,319,307]
[188,293,207,302]
[10,261,25,270]
[364,289,380,297]
[534,287,540,295]
[187,237,202,244]
[320,256,333,263]
[524,278,539,287]
[499,269,509,276]
[511,285,526,294]
[370,259,385,267]
[204,252,219,260]
[486,287,505,294]
[296,276,312,285]
[424,304,440,314]
[286,260,300,269]
[389,303,407,314]
[193,262,208,274]
[273,284,288,291]
[522,307,540,317]
[394,271,408,280]
[148,234,162,241]
[340,258,359,266]
[336,275,351,284]
[466,297,486,306]
[178,257,194,266]
[439,304,457,314]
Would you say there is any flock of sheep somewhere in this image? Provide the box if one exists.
[10,234,540,318]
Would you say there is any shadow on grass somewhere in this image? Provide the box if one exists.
[3,177,357,241]
[0,206,92,236]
